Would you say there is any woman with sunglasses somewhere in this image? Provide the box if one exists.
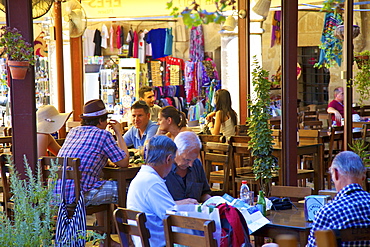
[206,89,237,137]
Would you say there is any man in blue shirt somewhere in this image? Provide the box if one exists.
[165,131,212,204]
[127,135,177,247]
[307,151,370,247]
[123,100,158,150]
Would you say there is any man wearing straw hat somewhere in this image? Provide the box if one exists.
[57,99,129,242]
[36,105,72,158]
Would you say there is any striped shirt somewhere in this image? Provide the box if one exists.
[307,183,370,247]
[56,126,126,204]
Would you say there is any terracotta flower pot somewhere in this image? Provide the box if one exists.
[7,60,30,80]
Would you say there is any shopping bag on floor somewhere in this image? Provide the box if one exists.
[55,158,87,247]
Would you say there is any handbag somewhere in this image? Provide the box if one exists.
[55,158,87,247]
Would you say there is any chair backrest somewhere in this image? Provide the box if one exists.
[39,156,81,203]
[235,125,249,136]
[302,120,323,130]
[276,234,298,247]
[303,110,318,121]
[362,123,370,141]
[318,189,337,199]
[327,126,344,164]
[113,207,150,247]
[0,136,12,150]
[0,153,12,215]
[198,134,227,166]
[315,228,370,247]
[163,214,217,247]
[299,129,320,144]
[271,129,281,143]
[203,142,232,194]
[270,186,312,199]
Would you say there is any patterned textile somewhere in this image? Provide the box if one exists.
[189,25,204,61]
[56,126,126,204]
[271,11,281,47]
[306,183,370,247]
[55,159,86,247]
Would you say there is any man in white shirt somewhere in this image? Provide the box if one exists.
[127,135,177,247]
[139,86,161,122]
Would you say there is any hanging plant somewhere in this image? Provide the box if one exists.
[321,0,345,13]
[247,57,278,196]
[166,0,236,28]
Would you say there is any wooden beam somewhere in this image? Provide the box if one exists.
[281,0,298,186]
[6,0,37,176]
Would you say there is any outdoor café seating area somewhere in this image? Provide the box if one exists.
[1,106,370,247]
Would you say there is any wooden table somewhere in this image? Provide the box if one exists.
[102,166,140,207]
[272,142,323,194]
[253,204,312,247]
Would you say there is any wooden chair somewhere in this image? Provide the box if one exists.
[235,124,249,136]
[39,157,113,247]
[303,110,318,122]
[271,129,281,143]
[113,207,150,247]
[270,185,312,200]
[0,153,12,217]
[318,189,337,199]
[163,214,217,247]
[315,227,370,247]
[203,142,232,196]
[228,135,259,197]
[198,134,226,165]
[276,234,298,247]
[362,123,370,148]
[299,129,320,170]
[0,136,12,151]
[324,126,344,189]
[302,120,323,130]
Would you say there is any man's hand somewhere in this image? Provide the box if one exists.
[175,198,199,205]
[108,120,123,136]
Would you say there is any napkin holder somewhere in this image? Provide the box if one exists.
[304,195,331,221]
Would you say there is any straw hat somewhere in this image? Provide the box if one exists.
[37,105,73,134]
[80,99,108,119]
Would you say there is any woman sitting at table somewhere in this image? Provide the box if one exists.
[37,105,72,157]
[157,106,191,140]
[206,89,237,137]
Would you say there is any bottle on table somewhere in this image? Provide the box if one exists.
[240,180,251,204]
[256,190,266,216]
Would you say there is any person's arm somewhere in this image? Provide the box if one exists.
[175,198,199,205]
[37,133,61,158]
[210,111,222,135]
[109,120,129,167]
[327,107,342,123]
[200,194,211,203]
[206,111,216,122]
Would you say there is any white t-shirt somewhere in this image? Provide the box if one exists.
[101,24,108,49]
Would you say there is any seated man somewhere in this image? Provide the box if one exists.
[57,99,129,247]
[123,100,158,150]
[306,151,370,247]
[165,131,212,204]
[139,86,161,122]
[327,87,360,125]
[127,135,177,247]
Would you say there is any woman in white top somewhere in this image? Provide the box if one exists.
[206,89,237,137]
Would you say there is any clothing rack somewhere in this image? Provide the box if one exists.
[87,16,177,22]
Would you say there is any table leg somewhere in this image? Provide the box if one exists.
[254,236,265,247]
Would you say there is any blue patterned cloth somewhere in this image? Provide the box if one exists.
[56,126,127,204]
[306,183,370,247]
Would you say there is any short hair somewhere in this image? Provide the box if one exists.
[139,86,153,99]
[81,114,108,126]
[331,151,366,177]
[131,100,150,114]
[145,135,177,166]
[159,106,187,128]
[174,131,202,156]
[334,87,343,97]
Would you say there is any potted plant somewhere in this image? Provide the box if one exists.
[0,26,35,80]
[0,156,104,246]
[353,50,370,106]
[247,57,278,197]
